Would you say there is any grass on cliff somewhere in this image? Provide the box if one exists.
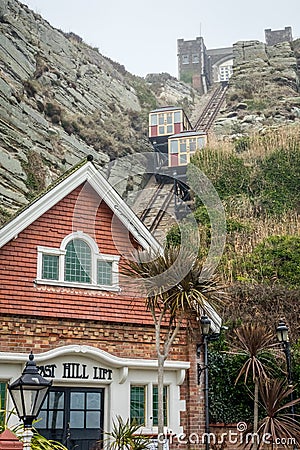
[167,123,300,288]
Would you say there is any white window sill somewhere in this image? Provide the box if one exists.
[34,279,120,292]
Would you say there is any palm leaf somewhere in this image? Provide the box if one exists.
[257,378,300,448]
[232,323,276,384]
[123,246,226,318]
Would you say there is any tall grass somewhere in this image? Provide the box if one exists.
[188,123,300,284]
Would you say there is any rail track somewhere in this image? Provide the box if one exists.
[134,83,228,239]
[193,82,228,132]
[133,176,175,240]
[139,182,174,233]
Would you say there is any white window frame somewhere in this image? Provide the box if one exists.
[130,383,169,429]
[36,231,120,291]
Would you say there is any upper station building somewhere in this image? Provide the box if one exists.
[177,37,233,92]
[265,26,293,46]
[177,26,294,92]
[0,158,220,450]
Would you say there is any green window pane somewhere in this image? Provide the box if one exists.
[42,254,59,280]
[0,383,7,426]
[97,261,113,286]
[152,386,167,426]
[130,386,145,425]
[65,239,91,283]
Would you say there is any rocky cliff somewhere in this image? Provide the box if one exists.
[215,39,300,135]
[0,0,197,219]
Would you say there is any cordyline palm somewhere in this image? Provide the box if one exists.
[233,323,276,450]
[124,246,226,449]
[256,378,300,449]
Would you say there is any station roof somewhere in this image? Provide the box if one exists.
[150,106,184,113]
[169,131,206,139]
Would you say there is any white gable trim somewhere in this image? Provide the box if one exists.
[0,162,161,253]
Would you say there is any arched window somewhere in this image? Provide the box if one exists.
[37,232,120,291]
[65,239,91,283]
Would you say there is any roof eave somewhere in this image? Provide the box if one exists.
[0,162,161,253]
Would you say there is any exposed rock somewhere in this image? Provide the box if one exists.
[0,0,200,218]
[216,39,300,136]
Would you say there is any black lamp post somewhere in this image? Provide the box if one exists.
[276,320,295,420]
[8,353,52,448]
[200,315,211,450]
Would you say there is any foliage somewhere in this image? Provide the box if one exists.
[22,150,47,199]
[30,429,68,450]
[0,411,67,449]
[254,145,300,215]
[256,378,300,449]
[244,99,269,111]
[190,147,251,199]
[131,77,157,111]
[180,72,193,85]
[209,350,253,423]
[165,224,181,247]
[221,283,300,342]
[125,246,226,319]
[0,206,12,226]
[233,323,276,384]
[241,235,300,288]
[231,323,277,447]
[105,415,149,450]
[234,136,250,153]
[189,126,300,217]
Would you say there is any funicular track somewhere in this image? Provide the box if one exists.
[139,181,174,233]
[134,176,175,237]
[193,82,228,132]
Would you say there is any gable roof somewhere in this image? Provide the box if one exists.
[0,159,161,253]
[0,158,222,331]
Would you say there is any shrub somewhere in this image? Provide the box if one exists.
[45,102,62,119]
[243,235,300,287]
[209,350,253,423]
[254,146,300,214]
[190,148,251,199]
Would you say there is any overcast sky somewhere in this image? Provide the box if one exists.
[21,0,300,77]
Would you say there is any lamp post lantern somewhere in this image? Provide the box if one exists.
[200,315,211,450]
[8,353,52,449]
[275,320,295,419]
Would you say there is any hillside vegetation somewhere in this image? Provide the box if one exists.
[167,124,300,337]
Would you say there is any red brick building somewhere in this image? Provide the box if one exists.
[0,159,217,450]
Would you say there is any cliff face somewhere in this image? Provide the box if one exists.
[215,39,300,135]
[0,0,197,218]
